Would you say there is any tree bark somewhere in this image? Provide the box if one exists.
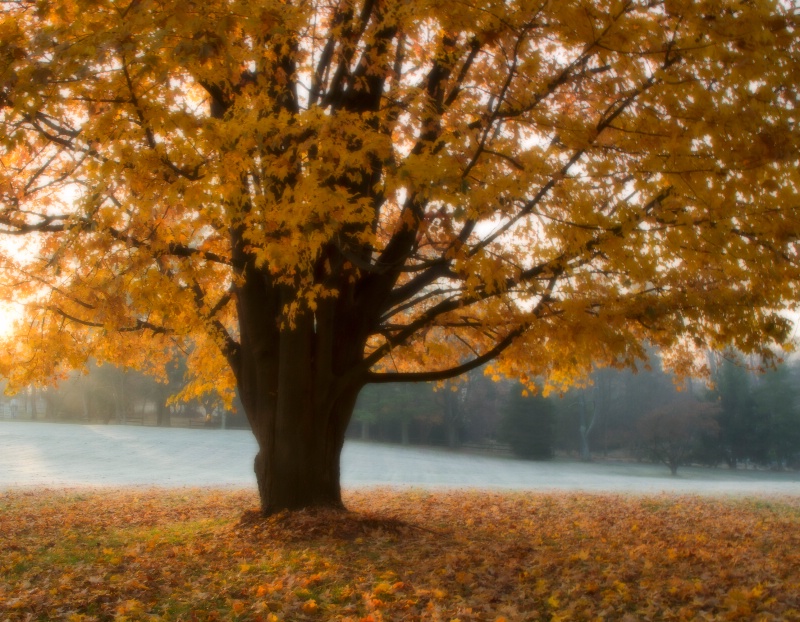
[249,382,358,513]
[235,273,366,514]
[240,340,362,513]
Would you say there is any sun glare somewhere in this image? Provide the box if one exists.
[0,301,20,338]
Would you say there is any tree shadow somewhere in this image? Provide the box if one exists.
[233,506,442,542]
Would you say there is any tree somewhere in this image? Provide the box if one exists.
[553,350,684,459]
[712,355,767,467]
[502,389,555,460]
[752,362,800,468]
[637,398,720,475]
[0,0,798,513]
[574,367,622,461]
[457,367,505,446]
[352,381,438,443]
[439,380,467,449]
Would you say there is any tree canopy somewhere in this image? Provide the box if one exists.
[1,0,798,511]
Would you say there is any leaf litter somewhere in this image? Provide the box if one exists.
[1,488,799,621]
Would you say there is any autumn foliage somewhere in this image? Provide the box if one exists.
[2,488,800,621]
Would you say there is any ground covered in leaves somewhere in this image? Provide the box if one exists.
[1,489,799,621]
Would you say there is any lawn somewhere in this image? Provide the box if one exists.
[1,488,799,621]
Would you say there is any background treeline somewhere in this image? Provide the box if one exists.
[4,351,800,471]
[0,358,249,429]
[348,351,800,471]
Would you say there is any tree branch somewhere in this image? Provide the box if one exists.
[47,306,168,334]
[365,323,527,384]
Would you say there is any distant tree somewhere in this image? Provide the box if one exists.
[353,382,438,444]
[554,350,679,460]
[752,363,800,469]
[637,399,720,475]
[150,356,186,428]
[428,368,508,447]
[554,386,606,462]
[438,382,464,448]
[713,356,769,467]
[575,367,626,461]
[352,369,506,447]
[613,357,678,451]
[502,390,555,460]
[460,370,505,445]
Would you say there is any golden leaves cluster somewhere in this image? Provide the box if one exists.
[0,0,798,387]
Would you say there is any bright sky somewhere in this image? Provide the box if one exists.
[0,233,28,338]
[0,302,18,337]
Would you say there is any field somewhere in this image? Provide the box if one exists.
[3,421,800,496]
[2,488,800,621]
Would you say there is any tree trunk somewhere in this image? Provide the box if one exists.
[81,380,91,422]
[156,386,171,427]
[44,392,56,420]
[250,389,355,514]
[30,387,37,421]
[579,425,591,461]
[579,392,598,462]
[446,421,459,449]
[443,389,462,449]
[236,277,366,515]
[241,352,361,513]
[114,372,127,424]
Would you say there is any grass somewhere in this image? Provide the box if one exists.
[1,488,799,621]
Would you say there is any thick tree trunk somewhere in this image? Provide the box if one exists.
[242,358,361,513]
[250,389,355,513]
[236,274,366,514]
